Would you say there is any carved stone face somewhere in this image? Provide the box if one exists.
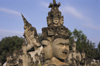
[52,38,69,60]
[53,18,59,26]
[81,52,85,58]
[47,18,52,26]
[42,40,53,60]
[47,27,55,36]
[72,46,76,52]
[60,17,64,25]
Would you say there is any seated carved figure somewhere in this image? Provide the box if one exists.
[22,14,41,51]
[80,50,86,66]
[22,14,44,66]
[67,38,86,66]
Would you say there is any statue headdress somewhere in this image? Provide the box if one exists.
[47,0,64,26]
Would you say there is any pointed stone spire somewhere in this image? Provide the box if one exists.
[21,13,28,24]
[49,0,60,8]
[53,0,56,4]
[21,14,32,29]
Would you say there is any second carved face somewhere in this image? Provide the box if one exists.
[52,38,69,60]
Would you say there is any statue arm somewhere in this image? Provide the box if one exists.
[24,30,31,44]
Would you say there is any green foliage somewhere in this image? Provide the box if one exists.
[0,36,24,64]
[69,29,100,59]
[98,42,100,59]
[38,33,42,42]
[98,42,100,52]
[68,30,73,50]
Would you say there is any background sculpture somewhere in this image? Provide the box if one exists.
[21,14,43,66]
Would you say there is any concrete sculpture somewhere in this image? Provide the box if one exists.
[3,0,86,66]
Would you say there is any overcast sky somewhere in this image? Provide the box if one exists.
[0,0,100,48]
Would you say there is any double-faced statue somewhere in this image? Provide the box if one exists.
[41,36,70,66]
[42,36,69,66]
[41,0,70,65]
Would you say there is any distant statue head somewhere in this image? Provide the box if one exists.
[72,37,76,52]
[81,50,85,58]
[72,43,76,52]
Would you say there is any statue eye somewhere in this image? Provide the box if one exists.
[59,43,64,45]
[51,28,53,30]
[65,44,69,46]
[61,28,63,30]
[42,45,47,47]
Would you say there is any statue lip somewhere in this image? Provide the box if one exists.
[62,51,68,54]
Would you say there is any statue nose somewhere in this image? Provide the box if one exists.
[63,46,68,51]
[63,45,66,49]
[55,33,58,36]
[41,50,44,55]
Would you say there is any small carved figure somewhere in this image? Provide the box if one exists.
[80,50,86,66]
[70,54,76,66]
[75,56,80,66]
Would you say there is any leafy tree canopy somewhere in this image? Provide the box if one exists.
[0,36,24,64]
